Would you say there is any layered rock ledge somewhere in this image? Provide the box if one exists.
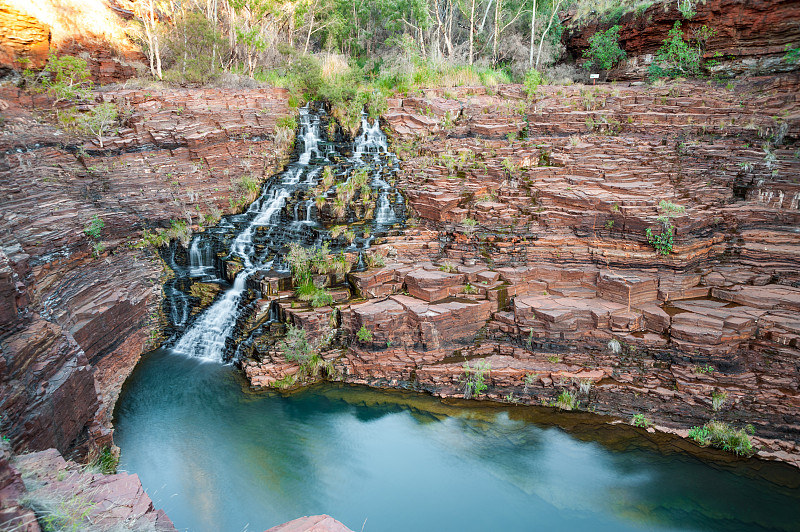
[245,76,800,467]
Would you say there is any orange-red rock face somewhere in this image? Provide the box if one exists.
[0,0,145,83]
[0,87,292,458]
[0,3,51,74]
[562,0,800,79]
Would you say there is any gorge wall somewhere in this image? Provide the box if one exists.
[562,0,800,79]
[244,76,800,467]
[0,86,293,459]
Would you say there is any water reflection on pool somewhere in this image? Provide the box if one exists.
[114,349,800,532]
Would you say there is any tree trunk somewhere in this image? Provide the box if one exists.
[469,0,475,65]
[493,0,500,65]
[535,0,561,70]
[529,0,536,68]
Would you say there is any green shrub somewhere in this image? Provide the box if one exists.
[295,280,319,301]
[91,446,118,474]
[677,0,697,19]
[583,25,626,71]
[649,21,715,79]
[74,103,118,148]
[280,324,314,363]
[784,44,800,65]
[163,10,226,84]
[688,420,755,456]
[523,69,546,97]
[463,359,491,399]
[553,389,580,411]
[30,50,93,104]
[165,219,192,247]
[276,115,298,130]
[356,325,373,343]
[83,215,104,240]
[711,391,727,412]
[365,251,385,268]
[631,413,652,428]
[310,288,334,308]
[646,199,685,255]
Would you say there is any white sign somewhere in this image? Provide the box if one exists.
[589,74,600,79]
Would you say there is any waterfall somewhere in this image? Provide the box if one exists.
[168,105,403,363]
[375,192,396,225]
[353,114,386,161]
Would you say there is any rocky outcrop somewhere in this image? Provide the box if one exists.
[6,447,175,531]
[0,0,145,83]
[0,3,50,76]
[0,86,292,458]
[0,443,39,531]
[240,76,800,466]
[562,0,800,79]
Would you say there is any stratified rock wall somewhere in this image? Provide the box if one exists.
[562,0,800,79]
[292,75,800,466]
[0,87,292,457]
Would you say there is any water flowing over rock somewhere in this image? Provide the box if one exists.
[166,106,405,363]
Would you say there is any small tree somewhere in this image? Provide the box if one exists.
[280,324,314,363]
[25,51,93,104]
[649,21,715,79]
[583,25,626,72]
[75,103,118,148]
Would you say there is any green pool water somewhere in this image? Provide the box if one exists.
[114,349,800,532]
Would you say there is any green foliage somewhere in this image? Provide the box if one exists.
[83,215,104,240]
[356,325,373,343]
[523,69,546,98]
[688,420,755,456]
[163,10,227,84]
[20,485,96,532]
[677,0,697,19]
[631,413,652,428]
[30,50,93,104]
[646,200,685,255]
[463,359,491,399]
[583,25,626,71]
[649,21,715,79]
[165,219,192,247]
[365,251,386,268]
[784,44,800,65]
[280,324,314,363]
[295,280,319,301]
[711,391,728,412]
[695,364,715,374]
[91,446,118,475]
[310,288,334,308]
[73,103,119,148]
[276,115,298,130]
[461,217,479,235]
[553,389,580,411]
[438,261,457,273]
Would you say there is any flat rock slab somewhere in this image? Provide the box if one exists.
[266,514,353,532]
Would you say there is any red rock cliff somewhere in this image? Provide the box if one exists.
[562,0,800,79]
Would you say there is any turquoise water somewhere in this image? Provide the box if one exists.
[114,349,800,532]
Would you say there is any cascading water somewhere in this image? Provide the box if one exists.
[165,106,404,363]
